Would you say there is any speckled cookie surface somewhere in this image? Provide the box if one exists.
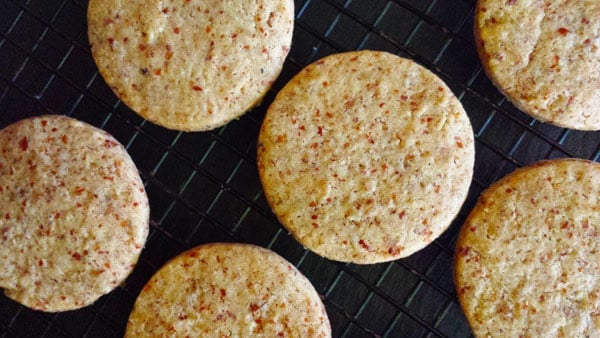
[455,159,600,337]
[125,243,331,337]
[88,0,294,131]
[257,50,475,264]
[0,115,149,312]
[475,0,600,130]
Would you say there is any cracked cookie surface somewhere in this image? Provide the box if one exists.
[475,0,600,130]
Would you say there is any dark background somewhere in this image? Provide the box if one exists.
[1,0,599,337]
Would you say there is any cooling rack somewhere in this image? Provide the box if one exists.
[1,0,599,337]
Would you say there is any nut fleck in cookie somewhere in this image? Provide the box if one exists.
[475,0,600,130]
[257,50,475,264]
[88,0,294,131]
[0,115,149,312]
[125,243,331,337]
[455,159,600,337]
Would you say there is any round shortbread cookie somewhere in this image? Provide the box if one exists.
[88,0,294,131]
[125,243,331,337]
[0,115,149,312]
[257,50,475,264]
[454,159,600,337]
[475,0,600,130]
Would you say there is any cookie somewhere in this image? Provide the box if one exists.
[125,243,331,337]
[454,158,600,337]
[88,0,294,131]
[0,115,149,312]
[475,0,600,130]
[257,50,475,264]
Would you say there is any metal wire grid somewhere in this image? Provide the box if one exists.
[1,0,599,337]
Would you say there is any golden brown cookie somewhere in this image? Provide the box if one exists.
[88,0,294,131]
[0,115,149,312]
[475,0,600,130]
[125,243,331,337]
[455,158,600,337]
[257,50,475,264]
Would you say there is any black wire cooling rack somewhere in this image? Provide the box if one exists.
[1,0,599,337]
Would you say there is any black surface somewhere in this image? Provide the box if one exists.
[1,0,599,337]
